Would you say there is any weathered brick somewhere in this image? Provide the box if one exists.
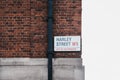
[0,0,81,58]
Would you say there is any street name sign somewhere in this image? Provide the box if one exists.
[54,36,81,51]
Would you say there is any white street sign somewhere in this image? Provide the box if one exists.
[54,36,81,51]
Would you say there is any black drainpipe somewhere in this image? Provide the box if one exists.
[47,0,53,80]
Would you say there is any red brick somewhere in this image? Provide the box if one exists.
[0,0,81,58]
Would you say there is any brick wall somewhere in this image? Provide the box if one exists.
[0,0,81,58]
